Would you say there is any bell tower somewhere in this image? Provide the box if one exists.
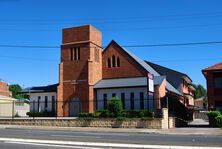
[57,25,102,117]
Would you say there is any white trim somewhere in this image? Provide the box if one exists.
[0,138,220,149]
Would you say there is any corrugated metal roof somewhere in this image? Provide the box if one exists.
[94,77,147,89]
[22,84,58,93]
[122,47,159,76]
[94,76,166,89]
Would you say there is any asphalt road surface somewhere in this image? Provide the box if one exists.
[0,127,221,148]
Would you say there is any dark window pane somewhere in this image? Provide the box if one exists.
[112,55,116,67]
[103,94,107,109]
[140,92,144,110]
[107,58,111,68]
[130,92,134,110]
[117,57,120,67]
[45,96,48,109]
[121,93,125,109]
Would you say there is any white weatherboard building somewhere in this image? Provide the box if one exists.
[22,84,58,114]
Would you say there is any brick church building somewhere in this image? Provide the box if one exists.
[57,25,195,118]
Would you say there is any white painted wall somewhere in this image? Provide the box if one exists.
[15,102,30,117]
[29,92,57,112]
[96,87,156,110]
[0,101,13,117]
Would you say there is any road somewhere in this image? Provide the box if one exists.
[0,127,221,148]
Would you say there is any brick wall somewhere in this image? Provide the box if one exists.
[102,41,147,79]
[0,81,10,97]
[155,79,166,109]
[204,71,222,109]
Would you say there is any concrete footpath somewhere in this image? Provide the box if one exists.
[0,124,221,136]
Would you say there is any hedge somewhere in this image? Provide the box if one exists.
[26,111,55,117]
[216,115,222,127]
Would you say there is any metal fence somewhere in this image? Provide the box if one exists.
[0,97,192,120]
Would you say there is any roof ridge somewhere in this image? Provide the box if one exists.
[145,60,187,76]
[203,62,222,71]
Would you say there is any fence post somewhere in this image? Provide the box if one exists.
[12,101,15,119]
[55,100,57,119]
[33,100,35,120]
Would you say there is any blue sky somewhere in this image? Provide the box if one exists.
[0,0,222,88]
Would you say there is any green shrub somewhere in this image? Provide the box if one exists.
[93,110,109,118]
[207,111,221,118]
[26,111,54,117]
[207,111,221,127]
[139,110,145,118]
[78,112,93,118]
[107,97,123,117]
[122,110,153,118]
[216,115,222,127]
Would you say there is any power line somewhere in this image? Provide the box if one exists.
[121,41,222,48]
[0,54,221,63]
[0,45,59,49]
[0,23,222,32]
[1,40,222,49]
[1,11,222,23]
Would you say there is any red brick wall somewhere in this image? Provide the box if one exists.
[0,81,10,97]
[204,71,222,109]
[57,25,102,117]
[102,42,147,79]
[155,79,167,109]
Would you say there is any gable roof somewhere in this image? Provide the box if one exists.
[102,40,182,96]
[145,61,191,92]
[202,62,222,71]
[103,40,159,75]
[22,84,58,93]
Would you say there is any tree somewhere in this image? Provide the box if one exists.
[193,84,207,99]
[107,96,123,117]
[9,84,27,99]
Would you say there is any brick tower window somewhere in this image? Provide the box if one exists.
[70,47,80,61]
[74,48,77,60]
[70,48,73,61]
[77,47,80,60]
[107,58,111,68]
[112,55,116,67]
[95,47,99,62]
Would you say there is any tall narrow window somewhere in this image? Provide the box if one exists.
[37,96,41,112]
[117,57,120,67]
[140,92,144,110]
[112,93,116,97]
[107,58,111,68]
[112,55,116,67]
[52,96,55,113]
[77,47,80,60]
[45,96,48,109]
[121,93,125,109]
[70,48,73,61]
[103,94,107,109]
[130,92,134,110]
[74,48,77,60]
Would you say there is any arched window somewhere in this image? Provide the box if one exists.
[107,58,111,68]
[117,57,120,67]
[112,55,116,67]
